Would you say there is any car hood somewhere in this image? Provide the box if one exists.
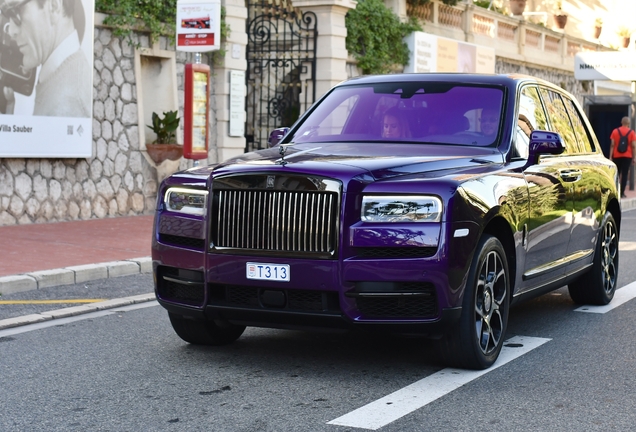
[179,142,504,188]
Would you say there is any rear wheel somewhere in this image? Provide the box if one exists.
[568,212,619,305]
[168,313,246,345]
[440,235,510,370]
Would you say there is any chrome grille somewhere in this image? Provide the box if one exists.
[215,189,338,255]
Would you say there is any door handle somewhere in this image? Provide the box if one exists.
[559,169,582,182]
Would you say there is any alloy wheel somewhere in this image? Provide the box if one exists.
[474,250,507,356]
[601,220,618,296]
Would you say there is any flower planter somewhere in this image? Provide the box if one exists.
[146,143,184,164]
[621,36,631,48]
[509,0,526,16]
[554,14,567,29]
[594,26,602,39]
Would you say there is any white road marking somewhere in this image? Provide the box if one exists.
[574,281,636,314]
[619,241,636,251]
[327,335,550,430]
[0,301,158,338]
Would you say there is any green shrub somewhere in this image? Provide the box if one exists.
[96,0,176,46]
[346,0,422,75]
[96,0,229,53]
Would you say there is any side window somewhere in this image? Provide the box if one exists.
[539,88,578,155]
[515,86,548,158]
[563,98,595,153]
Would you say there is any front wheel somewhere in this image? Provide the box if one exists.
[168,313,246,345]
[440,235,510,370]
[568,212,619,305]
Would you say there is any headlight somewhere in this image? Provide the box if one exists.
[164,188,208,216]
[361,195,442,222]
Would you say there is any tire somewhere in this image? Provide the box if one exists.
[440,235,510,370]
[568,212,619,306]
[168,313,246,345]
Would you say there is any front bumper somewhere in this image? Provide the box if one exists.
[159,294,462,336]
[153,249,463,337]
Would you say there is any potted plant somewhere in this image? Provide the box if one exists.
[509,0,527,16]
[594,17,603,39]
[553,1,567,29]
[617,26,632,48]
[146,110,183,164]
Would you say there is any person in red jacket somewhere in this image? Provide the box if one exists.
[609,116,636,198]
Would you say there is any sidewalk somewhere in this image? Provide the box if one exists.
[0,215,155,295]
[621,186,636,211]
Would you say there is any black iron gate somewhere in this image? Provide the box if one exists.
[245,0,317,152]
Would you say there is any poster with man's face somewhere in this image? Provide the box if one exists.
[0,0,94,157]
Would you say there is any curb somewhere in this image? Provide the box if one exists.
[0,257,153,296]
[0,293,157,330]
[621,196,636,212]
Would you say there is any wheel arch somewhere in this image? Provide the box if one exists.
[607,197,621,236]
[482,215,517,290]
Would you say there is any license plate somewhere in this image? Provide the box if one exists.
[246,262,290,282]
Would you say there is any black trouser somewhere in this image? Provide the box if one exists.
[614,157,632,196]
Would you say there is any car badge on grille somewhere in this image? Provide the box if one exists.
[266,176,275,188]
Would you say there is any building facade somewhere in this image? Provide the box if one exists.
[0,0,633,226]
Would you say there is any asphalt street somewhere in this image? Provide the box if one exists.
[0,209,635,430]
[1,283,636,431]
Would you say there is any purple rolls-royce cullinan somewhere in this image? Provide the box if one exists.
[152,74,621,369]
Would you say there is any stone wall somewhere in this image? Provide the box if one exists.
[0,27,217,226]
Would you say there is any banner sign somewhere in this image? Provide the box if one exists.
[404,32,495,74]
[176,0,221,52]
[229,70,245,137]
[0,0,94,158]
[574,52,636,81]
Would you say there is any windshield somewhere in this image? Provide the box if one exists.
[286,82,504,147]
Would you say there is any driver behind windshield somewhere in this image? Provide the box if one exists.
[382,106,411,139]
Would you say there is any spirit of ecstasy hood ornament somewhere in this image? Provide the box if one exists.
[277,144,293,166]
[275,144,321,166]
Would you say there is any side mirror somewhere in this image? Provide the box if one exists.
[268,127,289,147]
[526,130,565,165]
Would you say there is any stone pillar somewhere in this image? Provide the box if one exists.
[518,20,527,57]
[432,0,439,25]
[294,0,357,101]
[384,0,407,22]
[463,3,475,43]
[213,0,249,163]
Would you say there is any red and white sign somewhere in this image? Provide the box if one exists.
[178,33,215,47]
[176,0,221,52]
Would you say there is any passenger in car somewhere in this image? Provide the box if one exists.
[382,106,412,138]
[480,108,500,138]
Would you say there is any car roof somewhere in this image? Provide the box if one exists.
[337,73,558,91]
